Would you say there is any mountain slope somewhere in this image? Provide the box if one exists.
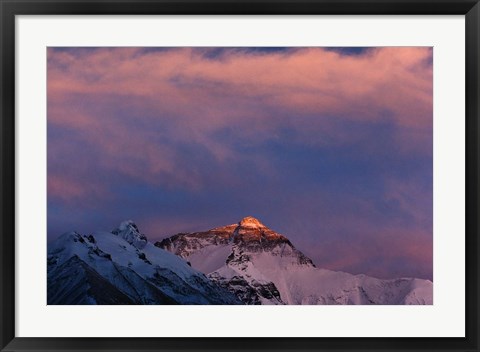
[156,216,433,305]
[47,221,241,305]
[47,255,136,305]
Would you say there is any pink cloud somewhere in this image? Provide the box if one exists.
[47,48,433,198]
[384,177,432,225]
[48,174,109,204]
[48,47,432,131]
[302,227,432,280]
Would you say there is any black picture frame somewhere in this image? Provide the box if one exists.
[1,1,479,351]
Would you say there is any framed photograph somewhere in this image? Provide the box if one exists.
[1,1,479,351]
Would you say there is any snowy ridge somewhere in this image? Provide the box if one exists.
[47,224,241,305]
[157,216,433,305]
[111,220,148,249]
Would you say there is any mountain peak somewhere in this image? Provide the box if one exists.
[232,216,288,245]
[238,216,266,229]
[112,220,147,249]
[117,220,139,232]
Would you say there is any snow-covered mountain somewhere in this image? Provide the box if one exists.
[47,221,241,305]
[155,216,433,305]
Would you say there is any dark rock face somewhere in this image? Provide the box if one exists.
[213,246,286,304]
[155,224,235,258]
[48,255,180,305]
[208,272,283,305]
[209,273,261,304]
[48,256,136,305]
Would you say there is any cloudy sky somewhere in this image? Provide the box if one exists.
[47,47,433,280]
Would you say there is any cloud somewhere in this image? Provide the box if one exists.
[48,47,432,127]
[301,225,433,280]
[48,174,110,204]
[47,47,433,191]
[47,47,433,280]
